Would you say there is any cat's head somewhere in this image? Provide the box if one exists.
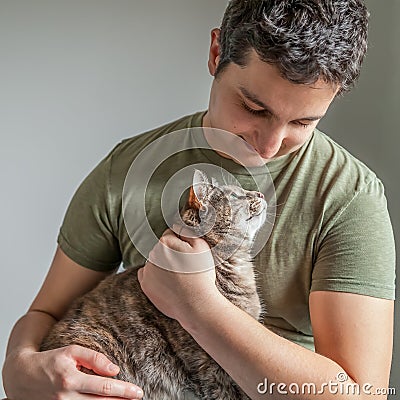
[181,170,267,257]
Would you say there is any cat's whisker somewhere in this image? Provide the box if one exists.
[263,201,286,209]
[262,219,276,226]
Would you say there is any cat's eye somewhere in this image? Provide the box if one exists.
[230,193,246,200]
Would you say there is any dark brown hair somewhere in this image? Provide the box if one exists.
[217,0,369,93]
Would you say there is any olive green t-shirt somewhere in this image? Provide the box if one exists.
[58,111,396,350]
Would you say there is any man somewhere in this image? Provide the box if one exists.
[2,1,395,399]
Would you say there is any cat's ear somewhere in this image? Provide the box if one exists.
[189,169,210,209]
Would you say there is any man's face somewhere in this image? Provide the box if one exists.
[203,41,338,162]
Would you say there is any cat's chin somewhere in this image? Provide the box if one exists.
[247,208,267,241]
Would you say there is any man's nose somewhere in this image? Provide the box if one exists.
[254,124,286,158]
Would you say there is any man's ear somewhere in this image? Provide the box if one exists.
[208,28,221,76]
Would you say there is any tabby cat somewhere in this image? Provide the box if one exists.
[41,169,267,399]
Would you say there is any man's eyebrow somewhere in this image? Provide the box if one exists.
[239,86,325,122]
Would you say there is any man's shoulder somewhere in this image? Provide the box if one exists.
[115,111,205,160]
[101,111,205,190]
[104,110,203,168]
[311,128,378,188]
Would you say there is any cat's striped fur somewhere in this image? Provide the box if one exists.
[41,170,267,399]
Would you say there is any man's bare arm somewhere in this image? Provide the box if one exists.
[2,246,144,400]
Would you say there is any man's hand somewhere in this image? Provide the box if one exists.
[137,226,221,324]
[2,345,144,399]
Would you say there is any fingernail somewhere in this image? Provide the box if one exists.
[108,364,119,373]
[130,387,143,398]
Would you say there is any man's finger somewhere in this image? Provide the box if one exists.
[171,224,200,243]
[68,345,119,377]
[171,224,212,253]
[78,374,144,399]
[137,267,143,283]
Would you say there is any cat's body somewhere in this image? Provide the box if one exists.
[41,170,267,400]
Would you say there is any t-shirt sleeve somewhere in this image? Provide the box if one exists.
[311,177,396,300]
[57,146,122,271]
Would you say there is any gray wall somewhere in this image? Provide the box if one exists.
[0,0,398,397]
